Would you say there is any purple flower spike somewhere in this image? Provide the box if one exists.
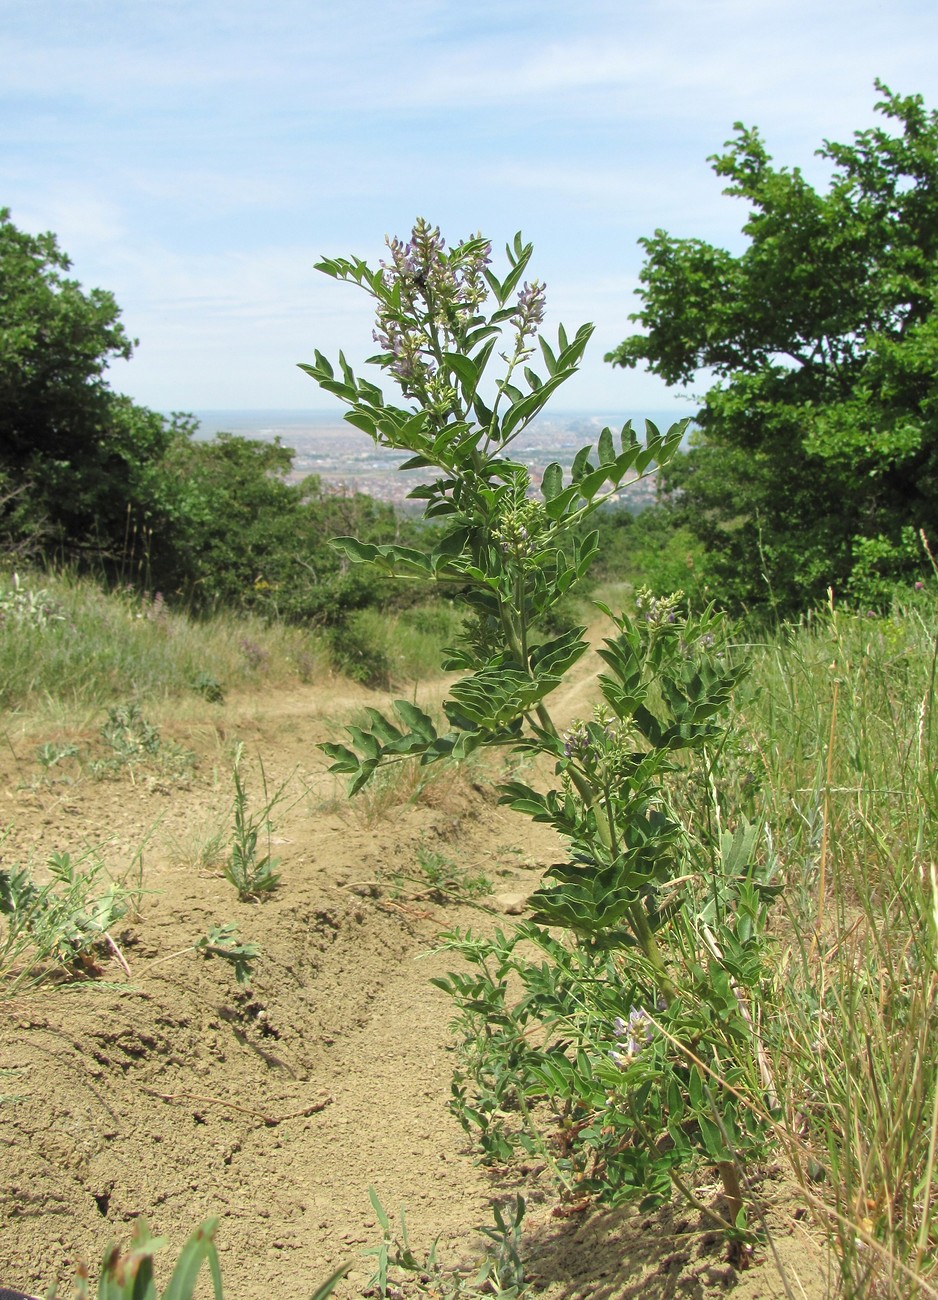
[610,1006,654,1067]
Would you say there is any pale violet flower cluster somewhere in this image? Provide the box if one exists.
[609,1007,654,1068]
[510,279,547,344]
[372,219,491,393]
[561,720,591,759]
[561,708,629,764]
[370,219,548,414]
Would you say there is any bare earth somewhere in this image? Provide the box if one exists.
[0,670,831,1299]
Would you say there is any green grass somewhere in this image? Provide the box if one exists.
[721,598,938,1295]
[0,567,329,714]
[326,600,465,688]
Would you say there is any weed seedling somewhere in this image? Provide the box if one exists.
[364,1187,529,1298]
[195,923,260,985]
[0,847,130,993]
[224,743,295,900]
[391,843,493,903]
[43,1214,351,1299]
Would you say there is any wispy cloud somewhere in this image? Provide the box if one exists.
[3,0,937,408]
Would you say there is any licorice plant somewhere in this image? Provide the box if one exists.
[304,221,780,1260]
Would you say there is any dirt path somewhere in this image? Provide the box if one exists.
[0,673,828,1298]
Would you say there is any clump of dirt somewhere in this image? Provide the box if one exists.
[0,679,829,1299]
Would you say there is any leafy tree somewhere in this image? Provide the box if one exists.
[0,208,177,558]
[0,209,411,620]
[607,84,938,612]
[149,424,410,620]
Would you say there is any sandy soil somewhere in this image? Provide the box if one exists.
[0,670,831,1299]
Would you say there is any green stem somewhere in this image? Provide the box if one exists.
[514,568,529,665]
[600,777,620,860]
[626,1098,739,1234]
[627,900,673,996]
[484,344,528,452]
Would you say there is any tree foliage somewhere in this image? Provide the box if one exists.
[151,424,402,619]
[0,208,177,555]
[0,208,408,620]
[608,83,938,612]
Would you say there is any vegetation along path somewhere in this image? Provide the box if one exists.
[0,673,829,1299]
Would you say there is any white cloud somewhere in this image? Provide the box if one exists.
[4,0,938,409]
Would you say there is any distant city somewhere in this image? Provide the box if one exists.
[189,408,696,511]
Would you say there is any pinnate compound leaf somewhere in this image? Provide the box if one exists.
[571,445,595,481]
[329,537,433,578]
[343,409,378,436]
[528,860,642,935]
[330,536,380,565]
[361,707,403,745]
[497,781,552,819]
[500,370,575,441]
[348,760,379,795]
[539,335,558,375]
[444,351,479,393]
[319,743,360,774]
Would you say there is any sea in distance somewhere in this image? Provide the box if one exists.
[189,408,694,511]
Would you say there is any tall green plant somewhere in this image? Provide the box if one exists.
[305,222,774,1247]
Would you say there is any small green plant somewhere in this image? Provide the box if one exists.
[140,923,260,988]
[191,669,225,702]
[101,702,161,759]
[224,743,294,901]
[0,572,67,628]
[44,1215,351,1299]
[61,1217,224,1300]
[327,614,392,687]
[88,704,195,784]
[35,740,80,770]
[195,923,260,985]
[162,814,228,874]
[434,819,779,1223]
[390,843,493,903]
[0,846,129,993]
[365,1187,529,1298]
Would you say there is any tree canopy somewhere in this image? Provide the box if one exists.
[0,208,178,555]
[0,208,407,620]
[608,83,938,612]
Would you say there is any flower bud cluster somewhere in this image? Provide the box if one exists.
[678,628,719,658]
[562,707,630,766]
[371,324,432,386]
[635,586,684,628]
[609,1007,654,1067]
[561,721,591,759]
[491,497,548,561]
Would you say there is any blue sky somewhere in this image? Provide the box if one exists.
[4,0,938,416]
